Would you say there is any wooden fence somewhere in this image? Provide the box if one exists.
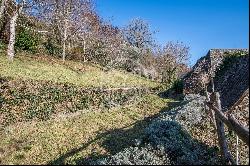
[205,88,249,165]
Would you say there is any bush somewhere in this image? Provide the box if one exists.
[172,79,184,94]
[15,28,39,53]
[43,38,62,56]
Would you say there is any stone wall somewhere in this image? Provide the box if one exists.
[230,90,249,128]
[183,53,211,94]
[183,49,249,94]
[214,54,249,109]
[209,49,249,77]
[183,49,249,111]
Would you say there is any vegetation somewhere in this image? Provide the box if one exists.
[0,0,190,85]
[0,76,152,126]
[215,51,249,78]
[0,53,159,89]
[172,79,184,94]
[0,94,173,165]
[1,0,247,165]
[15,28,40,53]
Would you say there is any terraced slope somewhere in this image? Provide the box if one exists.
[0,94,173,165]
[0,52,172,165]
[0,52,159,89]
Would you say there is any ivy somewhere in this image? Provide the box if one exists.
[215,51,248,79]
[0,76,150,126]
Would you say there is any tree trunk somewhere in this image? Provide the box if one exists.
[7,11,19,61]
[7,0,25,61]
[62,39,66,61]
[0,0,6,21]
[83,40,86,62]
[62,19,68,62]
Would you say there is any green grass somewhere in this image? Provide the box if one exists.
[0,51,171,164]
[0,94,174,165]
[0,52,160,88]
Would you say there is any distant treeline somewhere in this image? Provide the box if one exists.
[0,0,190,85]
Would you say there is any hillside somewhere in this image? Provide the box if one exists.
[0,52,221,165]
[0,52,163,126]
[0,52,160,89]
[0,50,249,165]
[0,94,173,165]
[0,52,174,164]
[0,0,248,165]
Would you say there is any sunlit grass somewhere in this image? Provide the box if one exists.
[0,52,160,88]
[0,95,174,165]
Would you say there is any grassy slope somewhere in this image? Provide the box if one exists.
[0,52,159,88]
[0,52,172,164]
[0,95,174,165]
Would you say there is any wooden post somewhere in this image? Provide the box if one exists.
[212,92,233,164]
[236,135,239,165]
[228,115,249,146]
[211,77,215,92]
[205,88,217,129]
[206,102,249,146]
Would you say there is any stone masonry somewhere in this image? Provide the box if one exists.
[183,49,249,117]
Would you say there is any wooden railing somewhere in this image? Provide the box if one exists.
[205,89,249,165]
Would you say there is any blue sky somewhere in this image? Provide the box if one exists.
[95,0,249,66]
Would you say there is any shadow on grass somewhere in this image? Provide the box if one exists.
[48,103,220,165]
[158,87,184,101]
[47,112,163,165]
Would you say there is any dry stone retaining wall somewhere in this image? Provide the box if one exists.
[183,49,249,94]
[0,76,154,127]
[183,49,249,111]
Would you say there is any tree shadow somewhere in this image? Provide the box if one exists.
[48,103,221,165]
[158,87,184,101]
[47,109,167,165]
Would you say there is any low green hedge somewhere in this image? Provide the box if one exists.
[0,76,151,126]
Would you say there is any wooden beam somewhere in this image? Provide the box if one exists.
[206,102,249,146]
[228,115,249,146]
[212,92,234,165]
[226,88,249,115]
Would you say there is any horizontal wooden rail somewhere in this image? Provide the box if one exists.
[206,102,249,146]
[226,89,249,115]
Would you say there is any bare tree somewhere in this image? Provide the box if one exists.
[7,0,26,61]
[163,41,190,65]
[123,18,156,52]
[0,0,6,21]
[157,41,190,84]
[35,0,95,61]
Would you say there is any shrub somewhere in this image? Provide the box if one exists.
[43,38,62,56]
[172,79,184,94]
[15,28,39,53]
